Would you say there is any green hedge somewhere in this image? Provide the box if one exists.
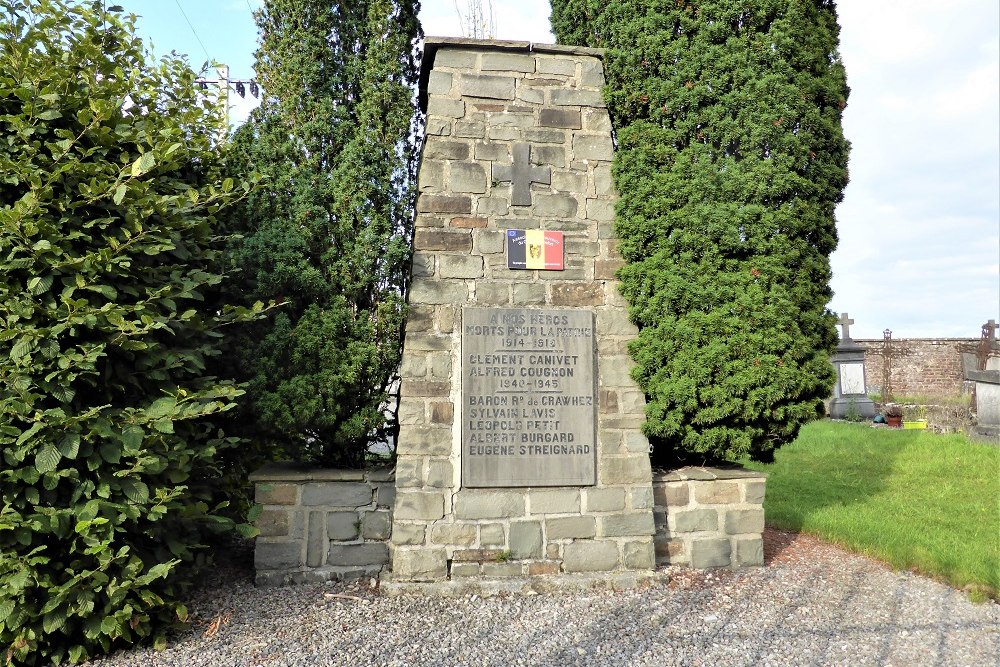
[550,0,850,463]
[0,1,261,663]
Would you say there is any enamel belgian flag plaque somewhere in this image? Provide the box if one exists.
[506,229,564,270]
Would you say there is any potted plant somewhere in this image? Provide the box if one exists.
[884,404,903,427]
[903,404,929,430]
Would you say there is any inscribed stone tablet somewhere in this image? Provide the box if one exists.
[840,362,866,395]
[462,307,596,487]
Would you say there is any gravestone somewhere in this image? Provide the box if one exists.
[389,38,656,582]
[829,313,876,420]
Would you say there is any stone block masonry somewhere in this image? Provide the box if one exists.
[390,37,656,582]
[652,467,767,568]
[251,464,394,587]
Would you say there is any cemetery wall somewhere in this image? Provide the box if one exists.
[856,338,978,398]
[652,468,766,569]
[250,465,394,586]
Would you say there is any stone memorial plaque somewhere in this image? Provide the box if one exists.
[840,362,866,395]
[462,307,596,487]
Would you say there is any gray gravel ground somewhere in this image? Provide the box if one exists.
[83,531,1000,667]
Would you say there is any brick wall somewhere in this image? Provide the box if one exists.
[856,338,977,399]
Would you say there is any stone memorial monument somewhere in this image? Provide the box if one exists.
[829,313,876,420]
[388,37,657,582]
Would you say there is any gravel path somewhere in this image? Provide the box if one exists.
[84,530,1000,667]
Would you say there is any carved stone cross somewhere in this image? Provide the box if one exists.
[984,319,998,340]
[837,312,854,341]
[492,143,551,206]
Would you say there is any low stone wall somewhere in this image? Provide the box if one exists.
[652,467,767,568]
[250,464,395,587]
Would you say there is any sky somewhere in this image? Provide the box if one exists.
[124,0,999,340]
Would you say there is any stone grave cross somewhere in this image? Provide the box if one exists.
[837,312,854,342]
[492,143,551,206]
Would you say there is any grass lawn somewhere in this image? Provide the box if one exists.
[745,421,1000,599]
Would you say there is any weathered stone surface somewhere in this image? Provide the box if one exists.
[392,523,425,545]
[550,89,605,107]
[580,59,605,87]
[428,353,452,378]
[509,521,543,559]
[450,216,488,228]
[528,489,580,514]
[584,487,626,512]
[653,482,689,508]
[690,538,732,568]
[301,483,372,508]
[474,230,505,255]
[450,562,480,577]
[535,56,576,75]
[409,281,470,306]
[480,523,505,546]
[695,482,741,504]
[573,135,614,161]
[396,425,451,456]
[255,541,301,570]
[392,548,447,580]
[327,512,360,541]
[725,509,765,535]
[427,140,472,161]
[256,510,289,537]
[460,74,515,100]
[307,511,325,567]
[476,197,509,216]
[328,543,389,567]
[512,282,546,305]
[450,162,487,193]
[434,49,478,69]
[455,491,525,519]
[427,97,465,118]
[551,282,604,306]
[430,523,477,545]
[623,540,656,570]
[425,117,451,136]
[745,480,767,504]
[481,562,523,577]
[400,378,450,397]
[528,561,561,576]
[415,228,473,251]
[552,171,586,192]
[427,70,453,95]
[601,456,651,485]
[539,108,582,129]
[481,52,535,73]
[586,198,615,222]
[417,194,472,214]
[474,141,509,161]
[256,483,298,506]
[524,128,566,144]
[375,484,396,509]
[563,541,619,572]
[533,194,578,217]
[426,459,454,488]
[630,486,654,510]
[654,537,685,563]
[546,516,596,540]
[599,512,655,537]
[452,548,503,562]
[362,510,391,540]
[674,508,719,533]
[474,282,510,304]
[394,491,445,521]
[430,401,454,424]
[515,85,544,105]
[584,109,613,132]
[410,252,434,278]
[734,536,764,566]
[439,255,484,279]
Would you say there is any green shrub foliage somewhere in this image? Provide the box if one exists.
[0,1,260,663]
[220,0,422,467]
[550,1,850,463]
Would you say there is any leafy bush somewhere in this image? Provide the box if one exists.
[550,0,850,464]
[0,1,260,663]
[217,0,423,467]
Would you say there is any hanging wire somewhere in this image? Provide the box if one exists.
[173,0,211,64]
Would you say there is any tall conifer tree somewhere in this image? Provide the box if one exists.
[550,1,850,463]
[221,0,422,466]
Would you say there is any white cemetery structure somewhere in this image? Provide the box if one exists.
[828,313,876,420]
[250,38,767,589]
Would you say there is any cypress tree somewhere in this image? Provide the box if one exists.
[550,1,850,463]
[221,0,422,467]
